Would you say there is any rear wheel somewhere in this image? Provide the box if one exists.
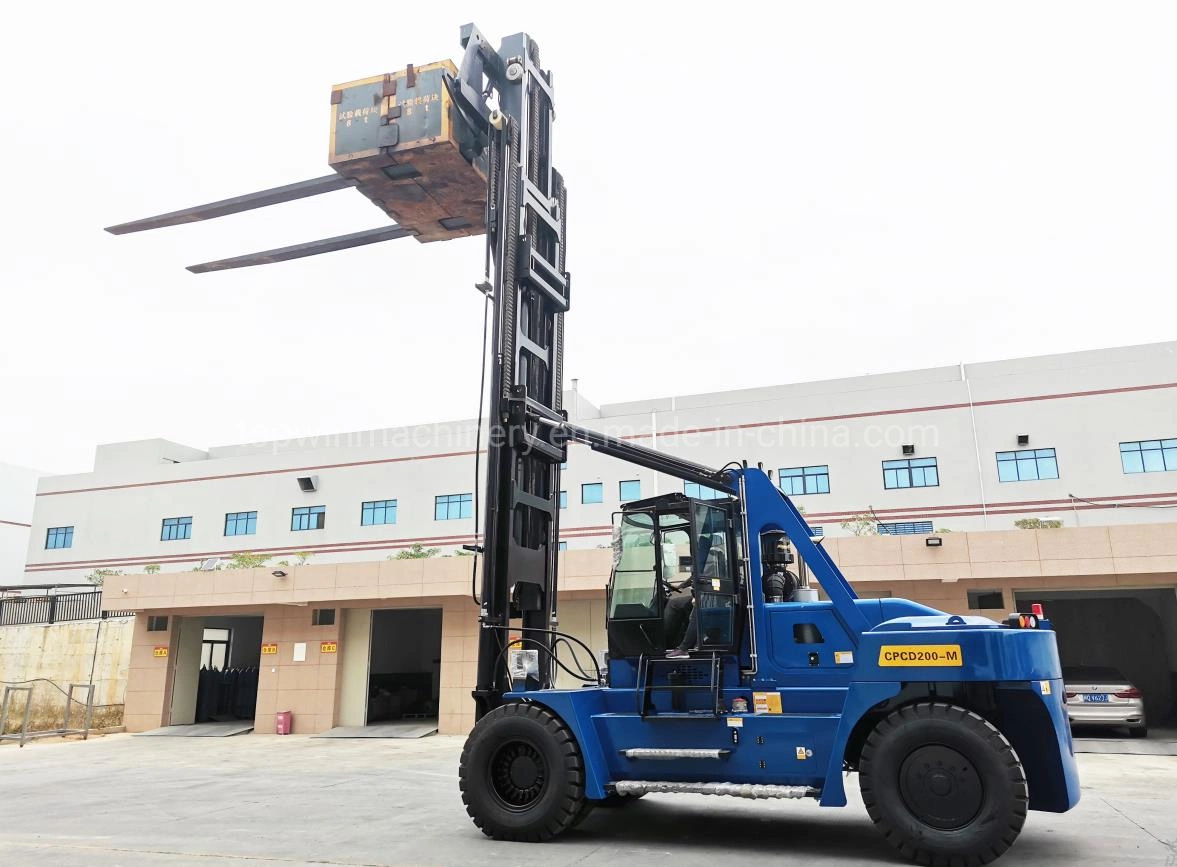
[859,702,1028,866]
[1129,726,1149,739]
[459,702,586,841]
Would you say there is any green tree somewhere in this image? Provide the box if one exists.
[840,513,878,537]
[294,552,313,565]
[1014,518,1063,530]
[85,568,123,586]
[143,564,161,574]
[225,552,270,569]
[393,543,440,559]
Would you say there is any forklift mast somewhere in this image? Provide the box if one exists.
[455,26,570,719]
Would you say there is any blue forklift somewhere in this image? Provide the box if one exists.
[105,22,1080,865]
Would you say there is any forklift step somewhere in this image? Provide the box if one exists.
[621,748,729,760]
[613,780,819,800]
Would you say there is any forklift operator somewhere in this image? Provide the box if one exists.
[663,534,726,658]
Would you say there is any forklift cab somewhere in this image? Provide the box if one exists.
[606,493,741,659]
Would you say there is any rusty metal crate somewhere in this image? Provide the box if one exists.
[329,61,486,243]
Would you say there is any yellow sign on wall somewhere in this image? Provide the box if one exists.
[320,641,338,654]
[153,646,169,658]
[261,643,278,655]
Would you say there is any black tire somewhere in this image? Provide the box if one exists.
[859,702,1028,866]
[459,702,586,842]
[1129,726,1148,739]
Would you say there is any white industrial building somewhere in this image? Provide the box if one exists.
[23,340,1177,581]
[1,462,42,584]
[13,340,1177,737]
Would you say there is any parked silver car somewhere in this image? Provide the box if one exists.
[1063,666,1147,737]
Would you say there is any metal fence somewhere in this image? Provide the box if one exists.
[0,591,131,627]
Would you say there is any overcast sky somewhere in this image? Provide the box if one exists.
[1,1,1174,475]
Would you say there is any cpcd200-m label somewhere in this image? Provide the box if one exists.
[878,645,963,667]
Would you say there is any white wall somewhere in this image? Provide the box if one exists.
[21,341,1177,584]
[0,463,43,585]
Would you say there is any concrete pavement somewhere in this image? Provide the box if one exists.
[1,733,1174,866]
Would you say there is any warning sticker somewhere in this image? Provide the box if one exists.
[1040,680,1051,695]
[878,645,963,667]
[261,643,278,655]
[153,646,168,658]
[834,651,854,665]
[320,641,338,654]
[753,691,782,714]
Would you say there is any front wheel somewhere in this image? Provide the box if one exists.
[459,702,586,842]
[859,702,1028,865]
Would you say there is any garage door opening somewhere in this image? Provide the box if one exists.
[367,608,441,725]
[168,615,264,732]
[1016,588,1177,731]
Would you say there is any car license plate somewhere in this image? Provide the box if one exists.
[1082,693,1109,703]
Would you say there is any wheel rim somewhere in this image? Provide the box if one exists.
[898,744,984,830]
[489,740,548,812]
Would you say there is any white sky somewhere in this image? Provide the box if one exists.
[1,1,1174,475]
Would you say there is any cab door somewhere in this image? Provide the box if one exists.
[690,502,739,651]
[606,511,665,658]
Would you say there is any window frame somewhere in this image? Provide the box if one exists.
[224,511,258,537]
[161,516,192,542]
[45,526,74,550]
[876,520,934,535]
[1120,439,1177,474]
[778,465,830,496]
[291,505,326,531]
[882,457,939,490]
[581,482,604,505]
[683,481,728,499]
[361,499,398,526]
[434,493,473,521]
[618,480,641,502]
[559,490,568,509]
[996,448,1059,482]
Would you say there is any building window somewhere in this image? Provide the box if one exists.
[559,490,568,509]
[877,520,934,535]
[224,511,257,536]
[619,480,641,502]
[1120,439,1177,474]
[45,526,74,549]
[312,608,336,626]
[291,506,326,531]
[161,516,192,541]
[361,499,397,526]
[779,465,830,495]
[435,493,473,521]
[683,481,728,499]
[558,541,568,552]
[996,448,1058,482]
[581,483,604,504]
[810,526,824,537]
[146,615,169,632]
[200,628,231,670]
[882,458,939,489]
[968,589,1005,610]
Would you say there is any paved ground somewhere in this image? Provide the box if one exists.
[1,733,1174,866]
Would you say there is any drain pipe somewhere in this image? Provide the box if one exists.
[962,362,989,529]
